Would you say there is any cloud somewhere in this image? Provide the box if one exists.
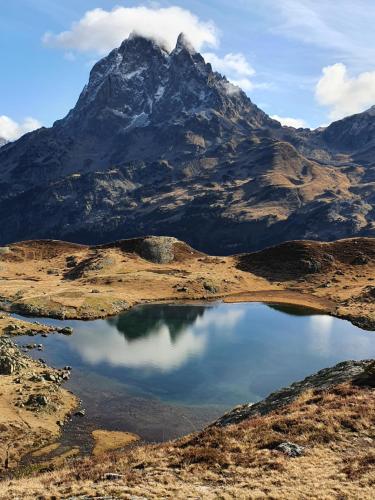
[42,5,272,96]
[266,0,375,65]
[70,321,207,372]
[271,114,307,128]
[67,305,245,372]
[204,52,254,77]
[0,116,42,141]
[315,63,375,120]
[204,52,255,91]
[43,5,218,54]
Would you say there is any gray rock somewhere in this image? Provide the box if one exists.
[0,356,16,375]
[276,442,304,457]
[60,326,73,335]
[203,281,219,293]
[301,259,322,273]
[103,473,123,481]
[352,254,369,265]
[26,394,49,407]
[138,237,177,264]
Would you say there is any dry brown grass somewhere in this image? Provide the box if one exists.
[1,382,374,499]
[0,236,373,328]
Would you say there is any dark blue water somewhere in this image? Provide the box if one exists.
[14,302,375,441]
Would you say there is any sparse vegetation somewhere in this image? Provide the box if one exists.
[0,381,373,499]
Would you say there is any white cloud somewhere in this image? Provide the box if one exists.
[71,321,207,372]
[315,63,375,120]
[204,52,255,92]
[271,114,307,128]
[204,52,254,77]
[43,5,218,54]
[0,116,42,141]
[229,78,253,92]
[67,305,245,372]
[267,0,375,65]
[42,5,273,97]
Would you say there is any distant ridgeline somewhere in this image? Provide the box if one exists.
[0,33,374,253]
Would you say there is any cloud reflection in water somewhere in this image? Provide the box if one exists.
[67,305,246,372]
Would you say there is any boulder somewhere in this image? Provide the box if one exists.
[59,326,73,335]
[276,442,304,457]
[26,394,49,407]
[203,281,219,293]
[301,259,322,273]
[138,237,178,264]
[0,356,16,375]
[352,254,369,265]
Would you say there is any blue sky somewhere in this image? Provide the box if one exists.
[1,0,375,139]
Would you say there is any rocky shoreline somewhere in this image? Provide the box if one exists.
[213,360,375,427]
[0,325,77,472]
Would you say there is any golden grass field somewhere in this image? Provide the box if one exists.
[0,236,374,498]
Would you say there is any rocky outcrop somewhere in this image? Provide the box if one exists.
[0,338,27,375]
[213,360,374,427]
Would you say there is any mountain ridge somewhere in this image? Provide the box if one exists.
[0,33,374,252]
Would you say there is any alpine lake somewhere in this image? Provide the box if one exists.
[13,302,375,458]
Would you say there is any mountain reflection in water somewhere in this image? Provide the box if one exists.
[14,302,375,409]
[67,305,245,372]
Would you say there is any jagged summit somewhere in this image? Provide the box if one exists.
[174,32,196,54]
[57,31,271,138]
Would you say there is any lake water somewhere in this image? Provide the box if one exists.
[14,302,375,446]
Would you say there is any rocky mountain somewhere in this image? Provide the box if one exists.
[0,33,374,253]
[0,137,7,148]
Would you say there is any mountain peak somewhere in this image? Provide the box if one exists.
[55,30,272,136]
[0,31,375,251]
[174,33,196,54]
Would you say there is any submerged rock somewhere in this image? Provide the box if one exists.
[59,326,73,335]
